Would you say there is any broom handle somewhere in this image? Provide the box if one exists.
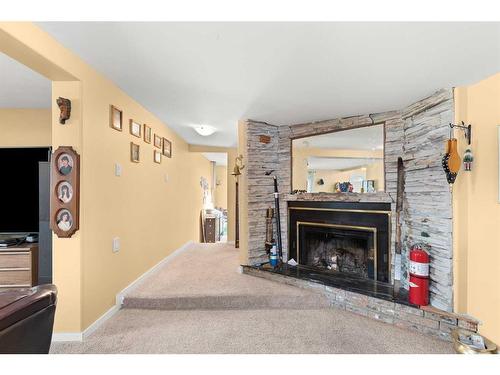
[273,176,283,260]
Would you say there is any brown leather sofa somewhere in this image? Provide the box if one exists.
[0,285,57,354]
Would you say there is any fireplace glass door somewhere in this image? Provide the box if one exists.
[297,222,377,280]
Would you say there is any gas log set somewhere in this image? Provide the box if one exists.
[304,233,375,279]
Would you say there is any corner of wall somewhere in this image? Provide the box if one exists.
[237,120,249,265]
[452,85,469,314]
[226,148,238,242]
[51,80,84,333]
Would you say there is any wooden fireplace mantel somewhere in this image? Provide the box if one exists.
[284,192,393,204]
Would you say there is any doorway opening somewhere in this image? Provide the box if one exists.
[201,152,228,243]
[0,51,53,286]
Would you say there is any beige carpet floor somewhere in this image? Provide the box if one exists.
[50,307,454,354]
[122,242,330,310]
[50,242,454,354]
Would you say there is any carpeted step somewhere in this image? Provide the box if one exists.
[122,293,330,311]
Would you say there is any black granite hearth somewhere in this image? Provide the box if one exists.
[247,263,412,306]
[242,262,480,342]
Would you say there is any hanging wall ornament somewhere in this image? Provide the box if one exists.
[463,148,474,171]
[442,136,461,185]
[442,153,457,184]
[447,138,462,173]
[443,122,474,183]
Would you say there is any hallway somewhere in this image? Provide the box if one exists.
[50,243,454,354]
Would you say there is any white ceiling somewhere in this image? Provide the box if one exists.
[308,156,381,171]
[5,22,499,147]
[0,52,51,108]
[201,152,227,166]
[294,124,383,150]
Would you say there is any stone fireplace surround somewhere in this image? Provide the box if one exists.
[241,89,455,312]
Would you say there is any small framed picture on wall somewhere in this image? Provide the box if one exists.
[130,142,140,163]
[162,138,172,158]
[154,150,162,164]
[130,120,142,138]
[144,124,152,143]
[154,134,162,148]
[56,209,74,232]
[57,181,73,204]
[57,153,74,176]
[110,105,123,131]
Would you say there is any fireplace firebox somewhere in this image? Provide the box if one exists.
[298,223,376,279]
[288,201,391,283]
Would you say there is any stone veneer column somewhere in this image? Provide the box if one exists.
[243,120,280,265]
[399,89,454,311]
[277,125,292,260]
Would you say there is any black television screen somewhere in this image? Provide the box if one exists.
[0,147,50,233]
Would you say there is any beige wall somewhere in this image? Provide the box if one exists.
[0,22,212,332]
[311,167,366,193]
[79,82,211,330]
[214,165,228,209]
[0,108,51,147]
[51,81,83,332]
[311,169,340,193]
[453,72,500,344]
[366,159,384,191]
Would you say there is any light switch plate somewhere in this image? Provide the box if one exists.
[115,163,122,177]
[164,174,169,183]
[112,237,120,253]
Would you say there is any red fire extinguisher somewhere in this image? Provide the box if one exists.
[409,244,430,306]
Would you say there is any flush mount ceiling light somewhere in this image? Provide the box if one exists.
[194,125,216,136]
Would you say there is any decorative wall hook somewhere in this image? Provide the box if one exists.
[444,122,474,180]
[56,97,71,124]
[259,134,271,144]
[232,154,245,177]
[449,121,472,145]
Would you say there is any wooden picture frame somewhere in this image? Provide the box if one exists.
[131,142,140,163]
[154,134,162,148]
[130,119,142,138]
[144,124,152,143]
[50,146,80,238]
[162,138,172,158]
[154,149,162,164]
[110,105,123,131]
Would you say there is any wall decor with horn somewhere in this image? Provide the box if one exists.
[442,122,473,184]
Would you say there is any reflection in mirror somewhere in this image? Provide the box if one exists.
[292,125,384,193]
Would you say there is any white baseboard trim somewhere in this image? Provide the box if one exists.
[51,241,194,343]
[115,240,194,306]
[52,332,83,342]
[82,304,121,340]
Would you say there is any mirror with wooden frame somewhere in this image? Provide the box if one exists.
[291,125,385,194]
